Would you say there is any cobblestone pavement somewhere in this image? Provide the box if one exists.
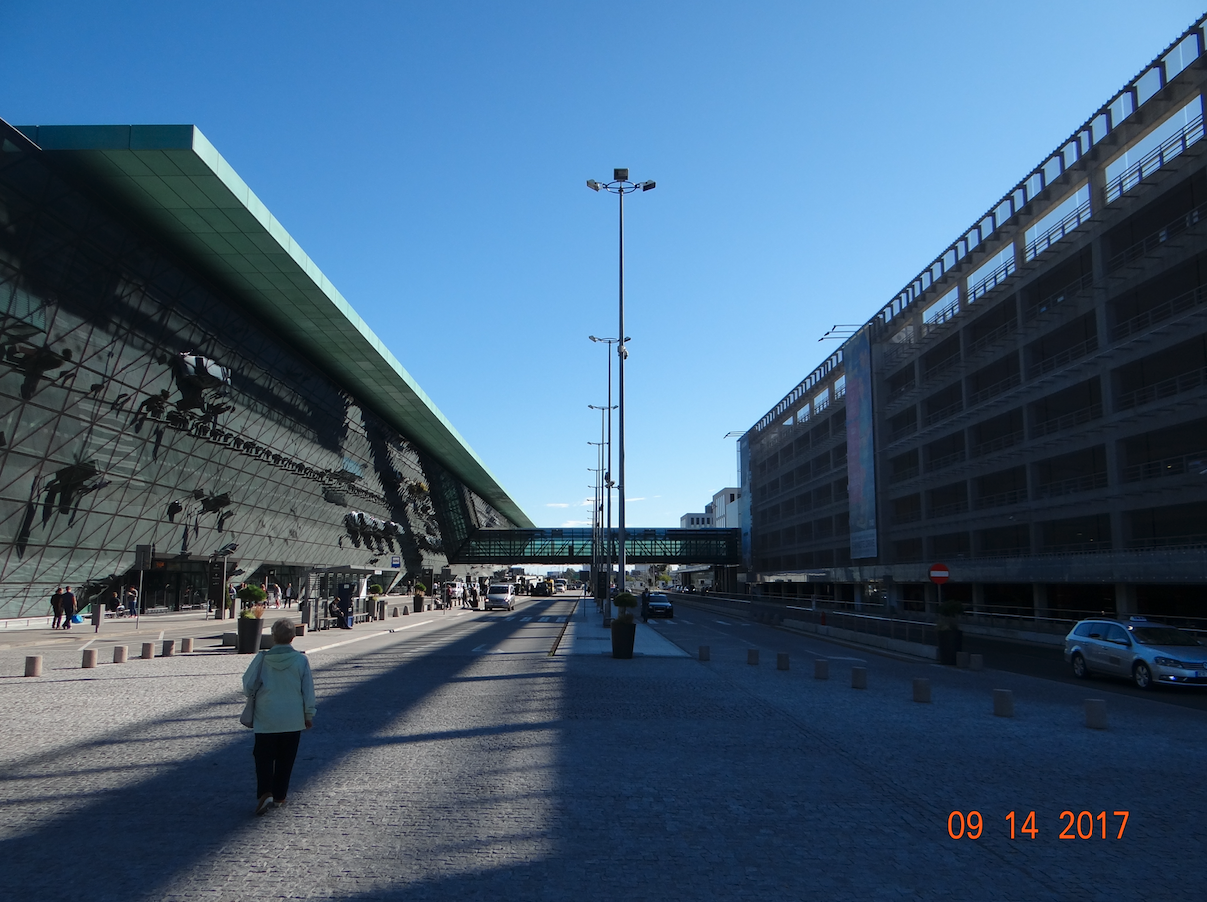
[1,596,1204,901]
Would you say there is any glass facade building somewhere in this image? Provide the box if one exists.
[0,119,530,618]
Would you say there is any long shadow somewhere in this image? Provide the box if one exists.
[0,602,567,901]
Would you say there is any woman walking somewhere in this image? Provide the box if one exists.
[242,618,316,816]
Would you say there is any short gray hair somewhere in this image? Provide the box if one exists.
[271,618,296,645]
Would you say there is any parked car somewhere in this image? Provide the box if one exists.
[641,593,674,621]
[484,584,516,612]
[1064,616,1207,689]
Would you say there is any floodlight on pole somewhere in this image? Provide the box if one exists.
[585,164,656,604]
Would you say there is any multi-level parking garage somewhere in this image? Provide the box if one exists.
[742,16,1207,621]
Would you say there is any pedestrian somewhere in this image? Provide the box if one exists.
[60,586,77,629]
[50,587,63,629]
[126,586,139,617]
[271,582,282,608]
[242,618,315,816]
[284,583,295,609]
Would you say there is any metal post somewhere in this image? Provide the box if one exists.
[617,186,626,598]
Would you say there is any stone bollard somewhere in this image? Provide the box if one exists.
[82,649,97,669]
[747,649,759,666]
[25,655,42,677]
[970,653,984,671]
[814,658,829,680]
[913,678,932,703]
[699,645,710,662]
[392,607,400,618]
[993,689,1014,717]
[181,638,194,653]
[162,639,175,657]
[295,624,307,637]
[141,642,154,660]
[777,653,790,671]
[402,607,410,616]
[851,666,867,689]
[956,651,970,668]
[1085,698,1108,730]
[113,645,128,664]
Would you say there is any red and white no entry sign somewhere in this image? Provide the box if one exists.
[929,563,950,585]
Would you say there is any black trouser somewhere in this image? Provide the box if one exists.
[253,731,301,801]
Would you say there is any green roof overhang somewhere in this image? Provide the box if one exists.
[16,123,533,528]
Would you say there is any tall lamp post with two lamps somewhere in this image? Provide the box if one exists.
[587,168,655,608]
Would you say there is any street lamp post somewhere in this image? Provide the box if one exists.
[588,401,616,610]
[589,169,654,603]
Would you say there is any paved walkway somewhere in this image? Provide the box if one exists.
[0,596,1204,900]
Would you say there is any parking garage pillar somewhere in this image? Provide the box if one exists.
[971,583,985,615]
[853,583,863,611]
[1115,583,1137,617]
[1032,583,1049,620]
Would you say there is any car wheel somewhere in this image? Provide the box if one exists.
[1133,661,1154,690]
[1070,653,1089,679]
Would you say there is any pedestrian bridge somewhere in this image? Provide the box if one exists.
[448,528,740,565]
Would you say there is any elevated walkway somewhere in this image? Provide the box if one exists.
[448,527,740,565]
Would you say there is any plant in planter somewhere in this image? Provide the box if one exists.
[611,592,638,659]
[236,585,268,654]
[936,597,963,665]
[412,582,427,614]
[368,584,384,620]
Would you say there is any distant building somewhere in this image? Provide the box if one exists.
[711,487,743,530]
[680,503,714,528]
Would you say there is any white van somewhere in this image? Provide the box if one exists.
[484,584,516,612]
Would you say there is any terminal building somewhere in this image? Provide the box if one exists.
[741,17,1207,621]
[0,118,531,619]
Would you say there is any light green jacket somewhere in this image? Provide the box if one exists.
[242,644,316,733]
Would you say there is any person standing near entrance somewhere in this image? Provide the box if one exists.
[284,583,295,609]
[50,587,63,629]
[243,618,315,815]
[60,586,77,629]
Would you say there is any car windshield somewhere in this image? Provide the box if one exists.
[1130,627,1203,647]
[648,594,669,603]
[488,586,509,594]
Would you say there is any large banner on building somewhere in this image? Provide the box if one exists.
[845,328,878,558]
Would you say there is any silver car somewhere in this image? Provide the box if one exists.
[1064,616,1207,689]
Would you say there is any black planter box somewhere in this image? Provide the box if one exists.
[937,628,962,665]
[237,616,264,654]
[611,621,636,659]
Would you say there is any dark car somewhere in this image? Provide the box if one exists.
[641,593,673,621]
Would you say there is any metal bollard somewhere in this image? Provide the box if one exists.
[913,678,932,703]
[851,666,867,689]
[82,649,97,669]
[162,639,175,657]
[1085,698,1108,730]
[180,638,194,653]
[970,653,984,671]
[747,649,759,665]
[814,658,829,680]
[956,651,970,668]
[141,642,154,660]
[993,688,1014,717]
[25,655,42,677]
[113,645,128,664]
[699,645,710,662]
[777,653,790,671]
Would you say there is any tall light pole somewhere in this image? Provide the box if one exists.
[589,336,627,612]
[589,402,616,610]
[587,166,655,601]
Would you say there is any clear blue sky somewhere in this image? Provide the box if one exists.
[4,1,1202,527]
